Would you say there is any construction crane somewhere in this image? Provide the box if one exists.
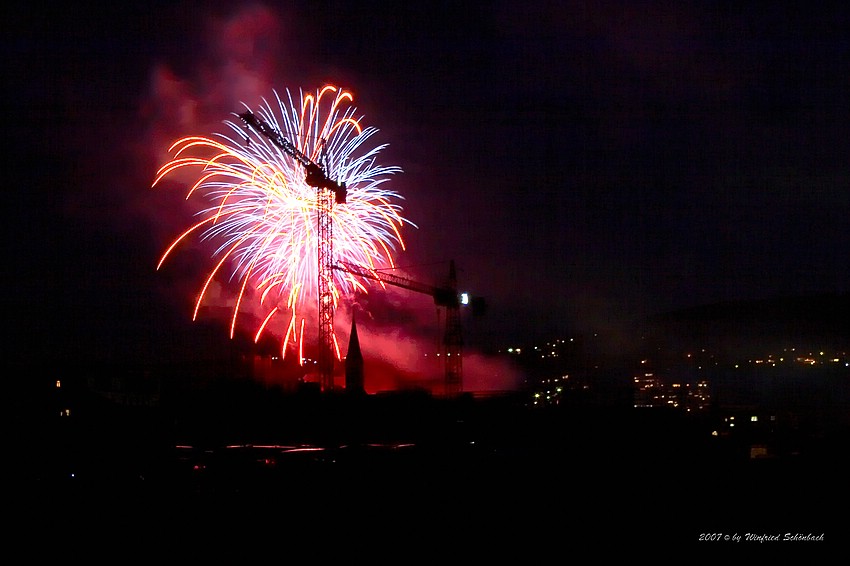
[336,260,483,397]
[238,109,347,393]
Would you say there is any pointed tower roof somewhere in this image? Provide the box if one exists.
[345,312,365,395]
[347,312,363,361]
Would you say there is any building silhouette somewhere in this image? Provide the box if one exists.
[345,313,365,395]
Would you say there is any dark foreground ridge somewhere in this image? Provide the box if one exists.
[8,388,845,555]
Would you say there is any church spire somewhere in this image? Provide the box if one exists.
[345,313,364,395]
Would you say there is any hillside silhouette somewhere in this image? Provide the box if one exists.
[642,292,850,356]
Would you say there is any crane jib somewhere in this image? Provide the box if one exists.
[238,110,347,204]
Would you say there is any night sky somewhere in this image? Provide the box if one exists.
[5,1,850,389]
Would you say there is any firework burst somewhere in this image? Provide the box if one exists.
[153,85,414,361]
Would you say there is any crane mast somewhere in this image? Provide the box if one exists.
[336,261,465,397]
[238,109,346,392]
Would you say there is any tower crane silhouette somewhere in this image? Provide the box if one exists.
[238,108,485,396]
[336,260,485,397]
[238,108,346,392]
